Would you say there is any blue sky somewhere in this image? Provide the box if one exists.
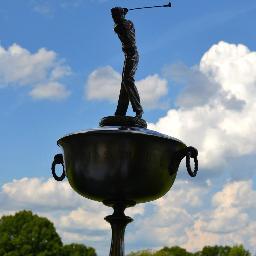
[1,0,256,255]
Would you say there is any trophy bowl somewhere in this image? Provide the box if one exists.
[51,125,198,255]
[54,126,190,204]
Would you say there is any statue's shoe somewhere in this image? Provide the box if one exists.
[135,111,143,119]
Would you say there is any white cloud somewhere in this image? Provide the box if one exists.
[126,204,145,217]
[126,179,256,254]
[212,180,256,209]
[150,41,256,168]
[0,177,111,252]
[126,180,208,249]
[201,207,249,234]
[137,74,168,109]
[61,231,104,243]
[2,178,82,210]
[0,43,71,99]
[163,63,219,108]
[59,207,109,231]
[86,66,120,101]
[1,176,256,254]
[154,180,207,209]
[85,66,168,109]
[184,180,256,252]
[29,82,70,100]
[200,42,256,103]
[0,177,145,254]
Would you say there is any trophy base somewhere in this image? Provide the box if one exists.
[99,116,147,128]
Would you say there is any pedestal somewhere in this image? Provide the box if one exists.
[104,201,135,256]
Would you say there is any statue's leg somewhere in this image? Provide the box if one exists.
[115,81,129,116]
[115,59,129,116]
[123,53,143,116]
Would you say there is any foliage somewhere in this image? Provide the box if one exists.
[0,210,97,256]
[228,245,251,256]
[127,245,252,256]
[196,245,232,256]
[0,210,62,256]
[155,246,193,256]
[61,243,97,256]
[128,250,154,256]
[194,245,251,256]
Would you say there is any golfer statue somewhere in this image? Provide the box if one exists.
[111,7,144,119]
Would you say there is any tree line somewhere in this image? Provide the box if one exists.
[0,210,252,256]
[127,245,251,256]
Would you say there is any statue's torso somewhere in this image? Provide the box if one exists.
[114,19,137,52]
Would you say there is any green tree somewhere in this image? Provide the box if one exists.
[228,245,251,256]
[155,246,193,256]
[198,245,231,256]
[127,250,153,256]
[128,247,193,256]
[0,210,62,256]
[61,243,97,256]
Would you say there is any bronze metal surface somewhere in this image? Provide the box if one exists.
[57,127,186,204]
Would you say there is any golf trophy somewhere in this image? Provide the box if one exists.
[51,2,198,256]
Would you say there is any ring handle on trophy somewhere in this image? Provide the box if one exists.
[171,146,198,178]
[185,146,198,177]
[51,154,66,181]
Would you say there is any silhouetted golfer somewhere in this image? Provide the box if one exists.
[111,7,143,118]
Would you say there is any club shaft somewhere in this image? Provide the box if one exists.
[129,4,169,11]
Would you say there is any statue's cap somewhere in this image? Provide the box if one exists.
[111,7,126,16]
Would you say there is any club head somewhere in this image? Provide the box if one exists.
[165,2,172,7]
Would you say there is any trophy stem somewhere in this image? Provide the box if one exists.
[104,201,135,256]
